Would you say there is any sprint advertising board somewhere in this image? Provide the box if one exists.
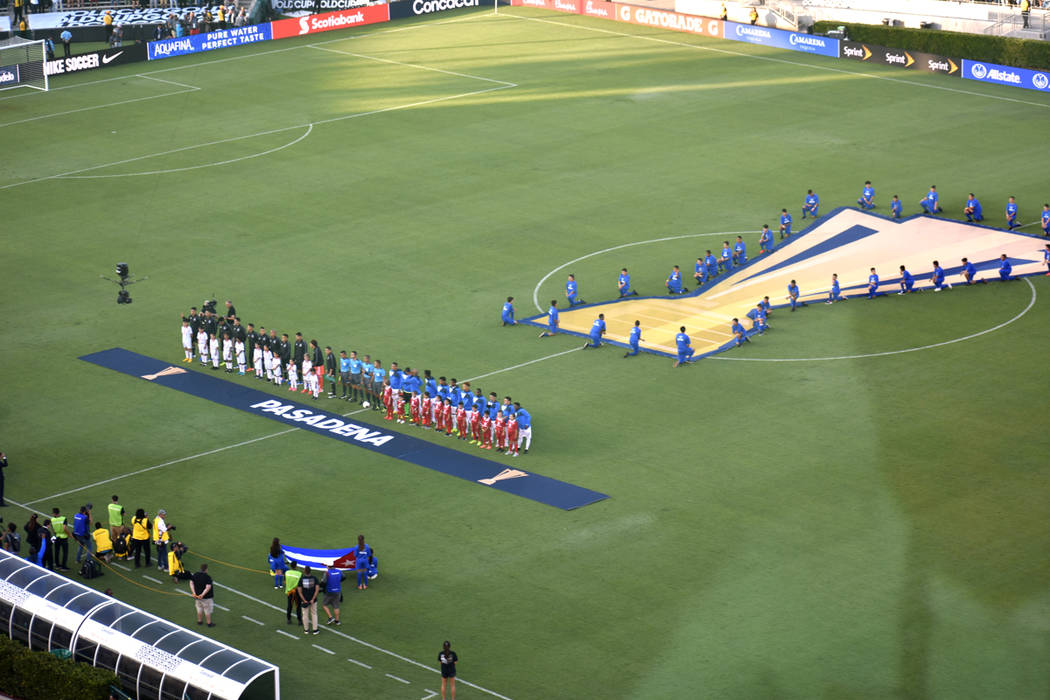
[962,59,1050,93]
[724,21,838,57]
[840,41,959,76]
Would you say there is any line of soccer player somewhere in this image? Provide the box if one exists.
[180,303,534,456]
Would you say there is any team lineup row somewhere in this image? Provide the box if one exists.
[179,303,535,456]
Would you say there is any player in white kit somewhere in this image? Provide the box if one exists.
[234,338,246,375]
[222,333,234,373]
[197,329,210,366]
[209,333,221,370]
[181,320,194,363]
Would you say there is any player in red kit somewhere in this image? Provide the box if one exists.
[456,405,468,440]
[469,404,482,445]
[409,392,421,426]
[441,399,453,436]
[506,415,520,456]
[479,408,491,449]
[394,390,406,425]
[494,415,506,453]
[382,379,394,421]
[421,392,432,429]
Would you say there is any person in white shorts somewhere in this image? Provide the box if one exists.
[181,320,194,363]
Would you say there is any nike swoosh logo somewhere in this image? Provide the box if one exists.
[102,51,123,64]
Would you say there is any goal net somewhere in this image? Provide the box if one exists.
[0,37,48,92]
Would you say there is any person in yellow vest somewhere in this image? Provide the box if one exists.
[92,522,114,563]
[1021,0,1031,29]
[169,541,189,581]
[131,508,152,568]
[13,0,24,24]
[50,507,71,571]
[749,6,758,25]
[217,5,226,30]
[108,495,124,542]
[103,10,114,43]
[154,509,171,573]
[112,526,131,560]
[284,561,303,626]
[719,3,727,21]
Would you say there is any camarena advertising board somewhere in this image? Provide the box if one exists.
[724,21,838,57]
[148,23,273,60]
[962,59,1050,92]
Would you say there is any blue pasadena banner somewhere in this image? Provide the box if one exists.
[961,59,1050,93]
[80,348,609,510]
[724,21,839,58]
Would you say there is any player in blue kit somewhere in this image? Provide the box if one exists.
[779,209,792,238]
[746,303,768,334]
[566,274,584,307]
[501,297,516,326]
[998,253,1013,281]
[857,180,875,209]
[538,300,559,338]
[672,326,695,367]
[732,236,747,266]
[920,185,942,214]
[582,313,606,349]
[693,258,706,287]
[618,268,638,297]
[960,257,982,285]
[759,225,773,254]
[930,260,950,291]
[731,318,749,346]
[897,265,915,294]
[704,250,718,279]
[666,266,686,294]
[802,189,819,219]
[890,195,902,219]
[826,273,846,304]
[867,268,880,299]
[624,320,643,358]
[965,193,983,222]
[719,241,732,272]
[787,280,805,311]
[1006,196,1019,229]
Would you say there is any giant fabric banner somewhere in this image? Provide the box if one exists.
[148,23,273,60]
[962,59,1050,93]
[723,21,839,57]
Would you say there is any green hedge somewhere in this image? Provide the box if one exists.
[812,21,1050,70]
[0,635,118,700]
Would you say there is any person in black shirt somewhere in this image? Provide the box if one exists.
[439,641,458,699]
[278,335,291,374]
[0,451,7,506]
[298,566,320,635]
[246,323,258,372]
[293,333,307,379]
[186,307,200,337]
[224,300,237,321]
[324,346,338,398]
[309,340,324,396]
[190,563,215,627]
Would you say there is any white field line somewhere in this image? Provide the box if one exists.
[276,629,300,640]
[142,575,164,584]
[532,232,751,312]
[112,563,132,571]
[348,658,373,669]
[386,673,411,684]
[464,346,582,382]
[214,603,231,611]
[312,644,336,655]
[242,615,265,626]
[60,123,315,179]
[496,11,1050,111]
[0,84,199,128]
[308,44,516,86]
[421,691,439,700]
[711,277,1037,362]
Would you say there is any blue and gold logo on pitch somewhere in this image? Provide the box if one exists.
[523,208,1044,359]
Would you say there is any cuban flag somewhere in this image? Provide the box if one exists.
[281,544,378,579]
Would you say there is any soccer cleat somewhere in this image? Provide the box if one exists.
[328,393,336,398]
[312,629,320,635]
[524,448,529,454]
[326,617,335,625]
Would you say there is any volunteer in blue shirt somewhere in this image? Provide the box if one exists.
[513,402,532,455]
[719,241,732,272]
[731,318,749,346]
[867,268,880,299]
[353,535,373,590]
[759,225,773,254]
[826,273,845,303]
[732,236,747,266]
[779,209,792,238]
[321,565,346,624]
[1041,203,1050,236]
[704,250,718,278]
[787,280,804,311]
[73,505,92,564]
[920,185,941,214]
[960,257,980,285]
[666,266,685,294]
[1006,196,1019,230]
[998,254,1013,281]
[501,297,516,326]
[802,189,819,219]
[583,313,606,349]
[618,268,637,297]
[624,320,643,358]
[672,326,695,367]
[857,181,875,209]
[890,195,902,219]
[693,258,706,287]
[746,303,768,334]
[566,274,584,307]
[538,300,559,338]
[898,265,915,294]
[965,193,983,222]
[931,260,949,291]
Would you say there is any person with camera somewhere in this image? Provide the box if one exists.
[154,509,172,572]
[131,508,152,568]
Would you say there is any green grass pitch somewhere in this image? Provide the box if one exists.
[3,7,1050,698]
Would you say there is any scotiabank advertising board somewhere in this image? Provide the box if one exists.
[271,3,390,39]
[615,5,722,38]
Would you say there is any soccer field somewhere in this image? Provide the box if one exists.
[3,6,1050,698]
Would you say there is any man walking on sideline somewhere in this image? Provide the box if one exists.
[322,565,346,626]
[190,564,215,627]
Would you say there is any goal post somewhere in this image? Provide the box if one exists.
[0,38,49,93]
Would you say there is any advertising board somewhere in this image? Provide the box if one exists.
[148,23,273,60]
[840,41,959,76]
[45,43,148,76]
[962,59,1050,92]
[724,21,838,57]
[270,3,389,39]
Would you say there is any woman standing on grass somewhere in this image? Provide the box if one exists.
[131,509,151,568]
[439,641,458,700]
[268,538,287,590]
